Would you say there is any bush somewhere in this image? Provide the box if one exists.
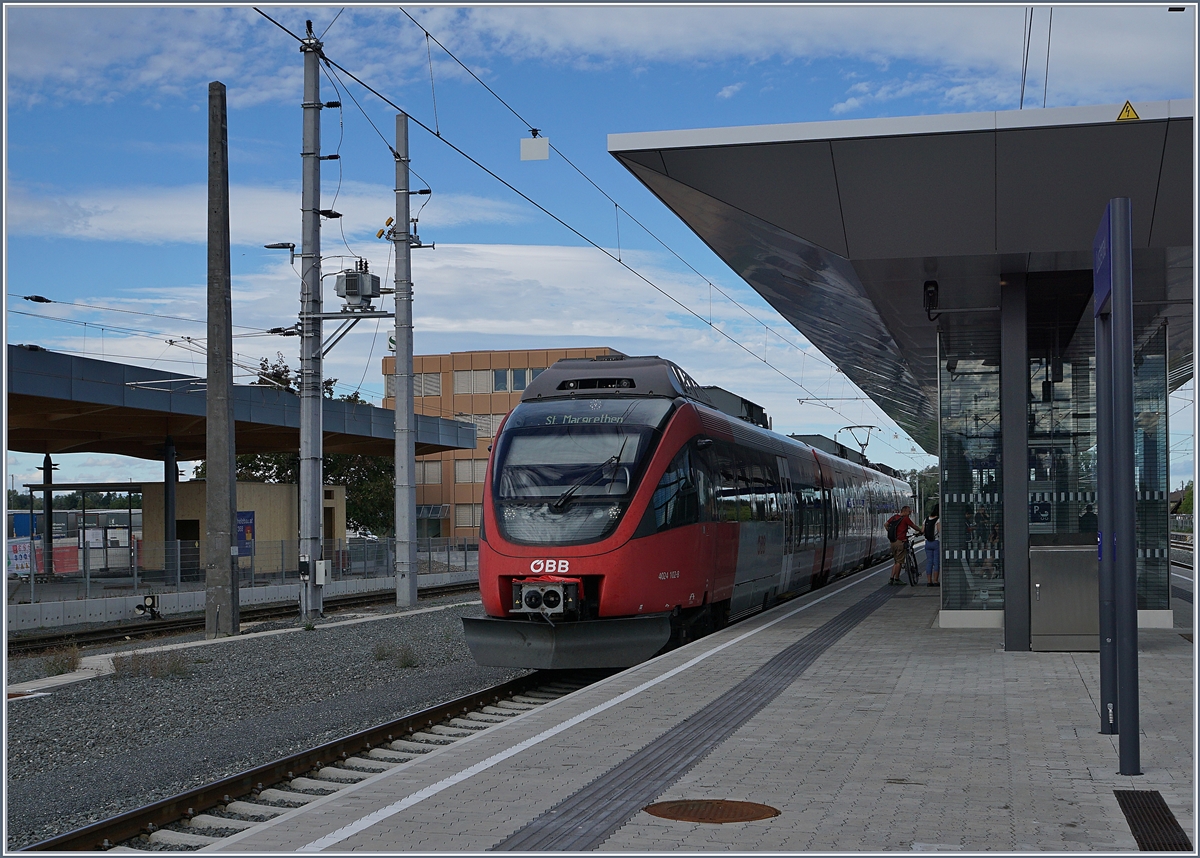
[112,650,189,678]
[372,642,417,668]
[393,644,417,668]
[43,645,81,676]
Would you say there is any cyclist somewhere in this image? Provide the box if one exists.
[886,505,921,586]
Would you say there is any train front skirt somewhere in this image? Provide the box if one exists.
[462,615,673,670]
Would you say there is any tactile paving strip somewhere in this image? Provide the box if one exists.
[494,583,897,851]
[1114,790,1193,851]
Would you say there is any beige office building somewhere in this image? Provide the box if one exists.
[383,347,618,538]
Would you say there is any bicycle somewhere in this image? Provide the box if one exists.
[902,538,920,587]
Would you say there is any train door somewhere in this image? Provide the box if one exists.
[814,451,833,586]
[776,455,795,593]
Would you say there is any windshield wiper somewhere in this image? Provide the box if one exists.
[550,437,629,513]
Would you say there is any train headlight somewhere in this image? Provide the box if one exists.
[513,581,575,616]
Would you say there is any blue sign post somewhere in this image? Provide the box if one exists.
[236,511,255,557]
[1093,198,1140,775]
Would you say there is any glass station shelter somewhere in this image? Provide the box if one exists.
[610,100,1193,651]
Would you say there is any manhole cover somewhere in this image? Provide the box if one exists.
[643,800,780,824]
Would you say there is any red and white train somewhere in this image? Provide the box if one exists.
[463,355,912,670]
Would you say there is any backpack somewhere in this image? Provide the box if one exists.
[886,514,903,542]
[923,516,938,542]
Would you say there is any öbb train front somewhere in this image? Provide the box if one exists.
[462,355,910,670]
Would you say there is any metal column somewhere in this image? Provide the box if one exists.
[165,437,177,584]
[1108,198,1141,775]
[299,23,324,618]
[393,113,418,607]
[39,453,54,578]
[1095,303,1118,733]
[1000,275,1030,652]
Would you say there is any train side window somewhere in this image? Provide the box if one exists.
[746,459,762,521]
[650,446,699,532]
[735,452,752,522]
[759,453,782,522]
[714,441,739,522]
[690,440,716,522]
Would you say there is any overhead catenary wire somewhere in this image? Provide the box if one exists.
[425,32,440,136]
[394,7,843,381]
[251,9,931,464]
[1019,6,1034,109]
[1042,7,1053,108]
[13,294,266,331]
[262,8,921,463]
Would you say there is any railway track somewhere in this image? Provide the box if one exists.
[7,582,480,655]
[22,670,607,852]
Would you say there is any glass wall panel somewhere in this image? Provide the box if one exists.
[1134,324,1169,610]
[939,327,1003,611]
[1026,274,1097,549]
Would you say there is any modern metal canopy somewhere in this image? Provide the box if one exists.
[609,100,1194,454]
[6,344,476,461]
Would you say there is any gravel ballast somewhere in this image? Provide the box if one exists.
[5,594,528,850]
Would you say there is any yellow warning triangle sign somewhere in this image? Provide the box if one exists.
[1116,101,1141,121]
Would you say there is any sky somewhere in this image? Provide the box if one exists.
[3,4,1196,491]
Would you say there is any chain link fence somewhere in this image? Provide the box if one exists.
[6,536,479,605]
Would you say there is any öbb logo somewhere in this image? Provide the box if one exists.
[529,559,570,574]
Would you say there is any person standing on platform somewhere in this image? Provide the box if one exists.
[923,504,941,587]
[886,505,920,585]
[1078,503,1098,534]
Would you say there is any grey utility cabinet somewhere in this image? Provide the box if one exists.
[1029,543,1099,651]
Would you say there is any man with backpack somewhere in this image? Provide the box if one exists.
[923,504,941,587]
[886,505,920,585]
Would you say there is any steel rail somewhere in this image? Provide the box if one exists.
[21,671,550,851]
[7,583,479,654]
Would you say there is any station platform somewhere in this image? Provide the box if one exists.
[206,559,1194,853]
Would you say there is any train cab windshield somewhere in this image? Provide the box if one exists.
[492,398,674,545]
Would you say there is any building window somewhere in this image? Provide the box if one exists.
[455,459,488,483]
[416,504,450,519]
[416,460,442,485]
[494,369,509,392]
[453,369,493,394]
[417,372,442,397]
[386,372,442,398]
[454,503,482,528]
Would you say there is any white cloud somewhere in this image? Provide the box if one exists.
[717,82,744,100]
[5,6,1192,112]
[6,183,529,245]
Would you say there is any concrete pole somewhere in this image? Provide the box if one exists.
[1109,197,1141,775]
[299,24,325,618]
[393,113,418,607]
[205,80,239,638]
[1095,307,1118,734]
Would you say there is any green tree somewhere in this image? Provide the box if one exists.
[1178,481,1193,515]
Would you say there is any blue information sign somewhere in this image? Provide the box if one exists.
[236,511,255,556]
[1093,202,1112,317]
